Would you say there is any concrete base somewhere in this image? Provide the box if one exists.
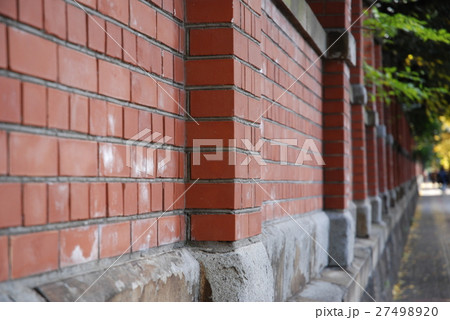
[290,179,419,302]
[370,196,382,224]
[354,199,372,238]
[262,211,329,301]
[326,210,355,267]
[389,188,397,208]
[348,201,357,226]
[380,191,390,215]
[190,241,274,302]
[1,249,201,302]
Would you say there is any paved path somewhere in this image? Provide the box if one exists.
[393,183,450,301]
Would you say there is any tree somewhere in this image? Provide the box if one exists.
[363,0,450,167]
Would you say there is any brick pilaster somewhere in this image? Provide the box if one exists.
[185,0,263,242]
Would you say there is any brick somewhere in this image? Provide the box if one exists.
[164,116,175,143]
[151,0,162,9]
[23,183,47,226]
[173,55,183,83]
[48,183,69,223]
[186,0,233,23]
[60,225,98,267]
[77,0,96,8]
[0,24,7,68]
[130,145,147,178]
[130,0,156,38]
[163,182,174,211]
[0,131,6,174]
[99,60,130,101]
[131,72,157,107]
[173,183,185,209]
[98,0,128,24]
[162,50,173,79]
[124,183,138,216]
[177,151,184,178]
[89,99,107,136]
[69,94,89,133]
[70,183,89,221]
[162,0,173,14]
[247,212,261,237]
[190,28,233,56]
[151,182,163,211]
[131,218,157,251]
[19,0,43,29]
[59,138,98,176]
[158,215,181,245]
[0,77,21,123]
[107,102,123,137]
[99,143,130,177]
[186,59,235,86]
[67,4,87,46]
[157,148,177,178]
[22,82,47,127]
[186,183,238,209]
[236,213,249,239]
[44,0,66,39]
[0,236,7,281]
[242,183,253,208]
[0,0,17,18]
[9,132,58,176]
[123,30,137,64]
[173,0,184,20]
[191,214,237,241]
[138,183,151,214]
[9,27,57,81]
[100,222,130,259]
[11,231,58,278]
[138,110,152,132]
[107,183,123,217]
[47,88,69,130]
[157,83,176,114]
[136,37,161,74]
[58,46,97,91]
[89,183,106,218]
[124,107,139,139]
[157,13,179,50]
[106,21,122,59]
[88,15,105,52]
[186,121,235,146]
[190,90,234,117]
[174,119,184,146]
[0,183,22,228]
[190,151,237,179]
[152,113,163,136]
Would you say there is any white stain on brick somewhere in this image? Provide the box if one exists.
[55,184,69,212]
[101,144,123,174]
[65,230,98,266]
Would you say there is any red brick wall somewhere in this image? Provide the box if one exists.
[259,0,323,221]
[0,0,420,283]
[0,0,185,280]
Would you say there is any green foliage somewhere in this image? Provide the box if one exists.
[363,1,450,166]
[364,63,449,110]
[365,8,450,44]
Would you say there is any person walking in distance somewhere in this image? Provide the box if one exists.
[438,166,448,193]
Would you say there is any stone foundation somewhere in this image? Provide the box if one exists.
[290,179,418,301]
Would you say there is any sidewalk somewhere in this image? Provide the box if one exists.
[393,183,450,301]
